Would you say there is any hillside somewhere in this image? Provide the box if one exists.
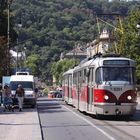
[11,0,140,83]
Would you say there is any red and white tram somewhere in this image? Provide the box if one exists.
[62,69,74,105]
[62,54,137,116]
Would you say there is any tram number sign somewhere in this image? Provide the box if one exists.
[113,87,122,91]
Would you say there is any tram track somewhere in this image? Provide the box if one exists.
[61,99,140,140]
[63,102,138,140]
[100,119,138,140]
[74,106,140,140]
[87,108,140,140]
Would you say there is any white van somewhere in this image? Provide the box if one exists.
[10,74,36,107]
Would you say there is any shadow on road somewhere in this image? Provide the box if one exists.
[37,98,67,114]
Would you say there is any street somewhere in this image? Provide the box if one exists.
[37,97,140,140]
[0,96,140,140]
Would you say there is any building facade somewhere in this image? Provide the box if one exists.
[86,29,115,57]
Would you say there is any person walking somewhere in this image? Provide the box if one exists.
[3,85,14,112]
[0,84,2,106]
[15,84,25,112]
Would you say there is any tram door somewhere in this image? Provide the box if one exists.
[87,68,94,111]
[68,74,72,103]
[77,71,82,109]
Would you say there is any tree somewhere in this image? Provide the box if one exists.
[25,54,40,75]
[0,0,16,78]
[0,37,8,80]
[10,0,140,83]
[123,8,140,83]
[115,7,140,83]
[51,59,78,85]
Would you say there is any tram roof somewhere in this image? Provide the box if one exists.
[63,68,74,76]
[73,56,135,71]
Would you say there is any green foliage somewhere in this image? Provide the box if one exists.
[43,87,49,95]
[25,54,40,75]
[10,0,140,83]
[122,8,140,83]
[114,7,140,83]
[51,59,78,85]
[0,1,17,78]
[0,37,8,80]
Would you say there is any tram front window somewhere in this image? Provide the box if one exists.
[96,67,134,84]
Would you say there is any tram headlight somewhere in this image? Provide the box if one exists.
[104,95,109,100]
[127,95,132,100]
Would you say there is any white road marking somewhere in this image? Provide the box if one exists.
[63,106,116,140]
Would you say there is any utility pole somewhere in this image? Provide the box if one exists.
[6,0,13,75]
[7,1,10,51]
[16,22,22,72]
[6,0,10,75]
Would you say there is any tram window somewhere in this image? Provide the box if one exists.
[65,75,68,84]
[73,73,75,84]
[73,73,76,84]
[132,68,136,84]
[96,67,134,84]
[65,76,67,84]
[106,67,131,82]
[95,68,102,84]
[78,71,82,84]
[89,69,92,83]
[74,72,78,86]
[69,75,72,85]
[91,68,94,82]
[83,69,86,83]
[87,68,94,83]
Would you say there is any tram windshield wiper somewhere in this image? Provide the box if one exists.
[105,81,112,86]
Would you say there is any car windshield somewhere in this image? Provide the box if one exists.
[96,67,135,85]
[10,81,34,90]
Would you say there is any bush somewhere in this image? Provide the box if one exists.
[43,87,49,95]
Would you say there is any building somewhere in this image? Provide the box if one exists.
[86,29,115,57]
[61,43,87,61]
[61,29,115,60]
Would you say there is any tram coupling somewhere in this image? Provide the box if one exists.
[115,108,121,115]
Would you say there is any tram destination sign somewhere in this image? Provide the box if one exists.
[103,60,130,65]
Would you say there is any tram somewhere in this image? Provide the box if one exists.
[62,54,137,116]
[62,69,74,105]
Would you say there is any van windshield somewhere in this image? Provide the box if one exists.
[10,81,34,90]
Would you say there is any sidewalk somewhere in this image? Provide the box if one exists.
[0,107,42,140]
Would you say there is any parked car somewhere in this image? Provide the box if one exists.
[49,90,62,98]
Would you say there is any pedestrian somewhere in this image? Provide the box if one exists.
[3,85,14,112]
[34,87,38,97]
[0,84,2,106]
[15,84,25,112]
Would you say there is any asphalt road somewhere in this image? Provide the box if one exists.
[37,97,140,140]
